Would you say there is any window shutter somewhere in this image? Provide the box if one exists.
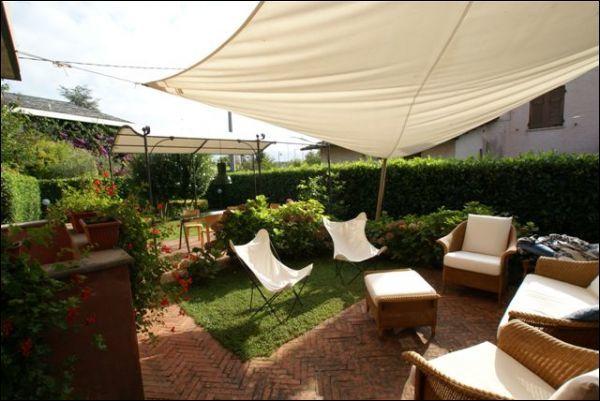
[528,85,565,129]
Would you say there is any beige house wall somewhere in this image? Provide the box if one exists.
[420,67,599,159]
[319,144,366,163]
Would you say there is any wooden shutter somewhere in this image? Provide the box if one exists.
[528,86,566,129]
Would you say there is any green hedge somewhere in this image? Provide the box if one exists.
[38,176,93,203]
[1,168,41,223]
[207,153,599,241]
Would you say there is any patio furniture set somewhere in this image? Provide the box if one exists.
[228,212,599,400]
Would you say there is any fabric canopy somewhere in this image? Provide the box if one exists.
[112,125,274,155]
[145,1,598,158]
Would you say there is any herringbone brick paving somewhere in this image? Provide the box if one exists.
[139,267,511,400]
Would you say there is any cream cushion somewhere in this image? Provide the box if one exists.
[462,214,512,256]
[364,269,436,305]
[550,369,599,400]
[588,276,599,298]
[428,341,555,399]
[444,251,502,276]
[499,274,599,333]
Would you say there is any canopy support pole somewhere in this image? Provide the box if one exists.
[107,152,114,183]
[327,143,332,212]
[375,158,387,219]
[142,126,154,206]
[256,134,263,194]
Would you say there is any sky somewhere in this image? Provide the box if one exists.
[5,1,317,161]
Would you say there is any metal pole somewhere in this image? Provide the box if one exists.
[142,126,154,206]
[327,143,332,212]
[375,158,388,220]
[256,134,262,194]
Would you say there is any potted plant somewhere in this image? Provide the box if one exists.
[69,210,97,233]
[80,215,121,250]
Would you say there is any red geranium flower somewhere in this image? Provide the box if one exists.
[70,274,85,286]
[93,179,102,187]
[157,203,164,210]
[20,338,33,357]
[160,297,169,307]
[127,243,134,250]
[103,171,110,178]
[80,287,92,301]
[66,307,79,325]
[160,245,172,254]
[1,320,14,337]
[84,314,97,326]
[151,228,161,236]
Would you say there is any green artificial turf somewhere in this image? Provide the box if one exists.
[178,257,399,360]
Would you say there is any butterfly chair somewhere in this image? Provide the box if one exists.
[323,212,387,285]
[229,229,313,323]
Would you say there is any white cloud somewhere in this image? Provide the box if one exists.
[5,1,318,159]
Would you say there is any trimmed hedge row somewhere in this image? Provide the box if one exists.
[207,153,599,241]
[38,176,93,203]
[1,168,41,223]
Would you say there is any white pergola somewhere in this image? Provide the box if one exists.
[111,125,275,204]
[143,2,598,217]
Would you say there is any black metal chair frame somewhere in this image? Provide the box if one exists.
[334,258,368,285]
[230,241,310,324]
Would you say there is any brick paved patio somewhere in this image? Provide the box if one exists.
[139,267,511,400]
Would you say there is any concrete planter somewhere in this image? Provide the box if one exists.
[80,218,121,251]
[69,210,97,233]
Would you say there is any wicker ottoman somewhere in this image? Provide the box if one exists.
[365,269,440,338]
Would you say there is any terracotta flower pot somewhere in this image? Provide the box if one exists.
[80,217,121,251]
[70,210,98,233]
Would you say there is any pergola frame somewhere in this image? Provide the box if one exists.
[110,125,275,205]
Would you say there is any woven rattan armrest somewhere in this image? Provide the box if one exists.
[508,310,599,330]
[436,221,467,254]
[402,351,511,400]
[535,257,599,287]
[497,320,599,388]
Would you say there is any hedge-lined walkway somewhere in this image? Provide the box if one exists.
[139,267,510,400]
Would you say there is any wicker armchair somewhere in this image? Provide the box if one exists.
[403,320,599,400]
[505,257,599,349]
[438,217,517,303]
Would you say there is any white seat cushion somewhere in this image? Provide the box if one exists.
[550,369,599,400]
[429,342,555,399]
[588,276,599,298]
[364,269,436,304]
[444,251,502,276]
[462,214,512,256]
[499,274,599,332]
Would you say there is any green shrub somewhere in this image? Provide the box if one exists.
[366,202,538,267]
[38,176,94,204]
[1,167,41,223]
[207,153,599,241]
[22,139,97,179]
[213,195,329,258]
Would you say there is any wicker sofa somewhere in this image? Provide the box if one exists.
[499,256,599,349]
[403,320,599,400]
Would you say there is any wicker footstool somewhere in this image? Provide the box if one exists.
[365,269,440,338]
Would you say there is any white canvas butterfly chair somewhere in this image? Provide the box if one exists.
[323,212,386,284]
[229,229,313,322]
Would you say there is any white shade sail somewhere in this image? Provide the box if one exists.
[146,1,599,158]
[112,125,274,155]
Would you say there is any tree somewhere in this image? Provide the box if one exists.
[304,151,322,165]
[59,85,99,110]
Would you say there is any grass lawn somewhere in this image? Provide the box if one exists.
[177,256,400,360]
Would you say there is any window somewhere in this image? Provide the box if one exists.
[528,85,566,129]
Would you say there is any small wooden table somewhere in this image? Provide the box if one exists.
[364,269,440,338]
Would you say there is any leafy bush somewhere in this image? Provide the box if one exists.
[366,202,538,267]
[297,171,347,216]
[128,153,214,204]
[207,153,599,241]
[0,235,93,399]
[213,195,329,258]
[21,138,98,179]
[38,176,94,203]
[1,105,39,169]
[1,167,41,223]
